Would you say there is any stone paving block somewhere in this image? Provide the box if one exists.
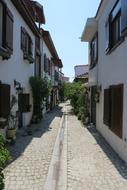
[4,105,64,190]
[66,104,127,190]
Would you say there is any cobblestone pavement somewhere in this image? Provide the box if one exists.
[67,104,127,190]
[4,105,63,190]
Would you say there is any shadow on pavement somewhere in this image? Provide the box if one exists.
[5,105,63,165]
[87,126,127,180]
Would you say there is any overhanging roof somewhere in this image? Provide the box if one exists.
[11,0,40,36]
[31,1,45,24]
[81,18,97,42]
[52,58,63,68]
[41,30,63,68]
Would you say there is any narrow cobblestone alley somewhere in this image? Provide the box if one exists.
[66,104,127,190]
[4,104,63,190]
[4,102,127,190]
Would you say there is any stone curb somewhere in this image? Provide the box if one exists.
[43,106,67,190]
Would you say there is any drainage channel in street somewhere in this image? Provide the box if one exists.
[44,108,67,190]
[54,112,66,190]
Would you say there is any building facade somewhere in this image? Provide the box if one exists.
[0,0,63,138]
[0,0,42,130]
[41,30,63,111]
[81,0,127,163]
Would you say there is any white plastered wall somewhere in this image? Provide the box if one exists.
[95,0,127,163]
[0,0,36,126]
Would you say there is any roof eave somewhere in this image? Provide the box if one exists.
[11,0,40,36]
[81,18,97,42]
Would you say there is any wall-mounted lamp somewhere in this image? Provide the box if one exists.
[14,80,22,93]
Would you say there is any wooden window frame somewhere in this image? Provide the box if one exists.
[44,54,46,73]
[90,33,98,69]
[106,0,124,53]
[103,84,123,139]
[0,1,13,59]
[110,11,122,47]
[103,89,111,126]
[21,27,34,64]
[0,84,10,118]
[54,70,59,82]
[18,93,31,113]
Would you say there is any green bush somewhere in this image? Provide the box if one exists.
[29,77,50,121]
[0,134,10,190]
[63,82,89,124]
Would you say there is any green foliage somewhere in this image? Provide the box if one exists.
[59,82,66,102]
[29,76,50,120]
[64,82,82,100]
[64,82,89,124]
[0,134,10,190]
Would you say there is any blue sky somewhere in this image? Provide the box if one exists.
[39,0,101,81]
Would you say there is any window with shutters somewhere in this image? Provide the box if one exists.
[35,36,40,51]
[0,84,10,118]
[0,1,13,59]
[103,89,110,126]
[90,33,98,69]
[121,0,127,35]
[35,37,41,77]
[55,70,59,81]
[110,84,123,138]
[106,0,124,52]
[35,55,41,77]
[103,84,123,138]
[18,93,31,113]
[44,54,47,73]
[21,27,34,64]
[48,59,51,75]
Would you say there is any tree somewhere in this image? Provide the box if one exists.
[29,77,50,121]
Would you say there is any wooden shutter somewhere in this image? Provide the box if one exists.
[121,0,127,35]
[0,84,10,117]
[28,36,33,56]
[46,57,49,73]
[48,59,51,75]
[35,54,41,76]
[44,54,47,72]
[110,84,123,138]
[103,89,110,126]
[18,93,30,113]
[21,27,26,51]
[5,7,13,52]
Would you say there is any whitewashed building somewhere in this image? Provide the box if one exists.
[41,30,63,111]
[81,0,127,163]
[0,0,45,130]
